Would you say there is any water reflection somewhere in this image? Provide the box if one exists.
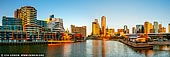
[102,40,106,57]
[0,40,170,57]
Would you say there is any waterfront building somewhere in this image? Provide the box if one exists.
[153,21,159,33]
[149,23,154,33]
[124,25,129,34]
[36,20,47,27]
[0,6,63,42]
[0,25,23,31]
[117,29,124,35]
[136,25,144,33]
[0,31,57,42]
[71,25,86,37]
[106,28,114,36]
[144,21,151,34]
[92,19,100,36]
[47,15,65,32]
[2,16,22,25]
[158,24,163,33]
[101,16,106,36]
[14,6,37,25]
[169,23,170,33]
[1,16,23,31]
[132,27,135,33]
[162,27,166,33]
[23,24,42,32]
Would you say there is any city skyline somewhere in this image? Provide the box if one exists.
[0,0,170,35]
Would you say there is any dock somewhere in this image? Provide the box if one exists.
[119,39,153,48]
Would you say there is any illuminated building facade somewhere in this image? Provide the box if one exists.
[92,19,100,36]
[36,20,47,27]
[144,21,150,34]
[14,6,37,25]
[153,21,158,33]
[124,25,129,34]
[101,16,106,36]
[0,6,64,42]
[47,15,65,32]
[106,28,114,36]
[169,23,170,33]
[132,27,135,33]
[136,25,144,33]
[71,25,86,37]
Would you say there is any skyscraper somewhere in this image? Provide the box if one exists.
[136,25,144,33]
[14,6,37,25]
[92,19,100,36]
[132,27,135,33]
[144,21,150,34]
[169,23,170,33]
[159,24,162,33]
[101,16,106,36]
[154,21,158,33]
[124,25,129,34]
[149,23,154,33]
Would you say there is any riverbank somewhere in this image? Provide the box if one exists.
[0,40,75,45]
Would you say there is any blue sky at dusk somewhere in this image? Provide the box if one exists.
[0,0,170,35]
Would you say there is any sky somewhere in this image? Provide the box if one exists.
[0,0,170,35]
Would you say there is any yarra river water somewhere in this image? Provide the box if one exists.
[0,40,170,57]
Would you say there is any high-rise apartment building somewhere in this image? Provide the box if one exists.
[169,23,170,33]
[124,25,129,34]
[132,27,135,33]
[154,21,158,33]
[71,25,86,37]
[101,16,106,36]
[92,19,100,36]
[36,20,47,27]
[144,21,150,34]
[149,23,154,33]
[106,28,114,36]
[136,25,144,33]
[159,24,162,33]
[2,16,22,25]
[1,16,23,31]
[14,6,37,25]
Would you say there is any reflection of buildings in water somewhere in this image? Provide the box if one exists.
[47,45,64,57]
[70,42,86,57]
[102,40,106,57]
[154,45,170,50]
[168,45,170,50]
[135,49,153,57]
[159,45,170,50]
[93,40,99,57]
[146,50,153,57]
[63,44,71,57]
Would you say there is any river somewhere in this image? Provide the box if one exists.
[0,40,170,57]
